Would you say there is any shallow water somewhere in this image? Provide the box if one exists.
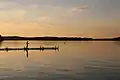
[0,41,120,80]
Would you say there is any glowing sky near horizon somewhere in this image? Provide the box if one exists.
[0,0,120,37]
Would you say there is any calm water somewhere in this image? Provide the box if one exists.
[0,41,120,80]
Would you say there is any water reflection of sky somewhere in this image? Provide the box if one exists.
[114,41,120,47]
[0,41,120,80]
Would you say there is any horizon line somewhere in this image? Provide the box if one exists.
[0,35,120,39]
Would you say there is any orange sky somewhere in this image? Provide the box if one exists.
[0,0,120,38]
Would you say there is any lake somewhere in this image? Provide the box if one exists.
[0,41,120,80]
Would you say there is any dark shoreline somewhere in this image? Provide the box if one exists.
[0,36,120,41]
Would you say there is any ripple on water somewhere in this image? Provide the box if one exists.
[84,60,120,71]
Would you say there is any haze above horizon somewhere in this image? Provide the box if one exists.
[0,0,120,38]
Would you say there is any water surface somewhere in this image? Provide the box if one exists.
[0,41,120,80]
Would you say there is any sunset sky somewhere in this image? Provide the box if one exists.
[0,0,120,38]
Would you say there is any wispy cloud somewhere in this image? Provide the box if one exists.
[70,5,89,13]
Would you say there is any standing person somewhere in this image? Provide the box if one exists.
[26,41,29,48]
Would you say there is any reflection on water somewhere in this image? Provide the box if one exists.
[114,41,120,47]
[0,41,120,80]
[26,50,28,58]
[0,41,59,58]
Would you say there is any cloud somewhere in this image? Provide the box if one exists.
[70,5,88,13]
[0,1,45,22]
[0,9,27,21]
[0,1,16,10]
[36,16,51,22]
[0,0,89,25]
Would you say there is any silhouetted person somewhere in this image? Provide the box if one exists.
[26,41,29,49]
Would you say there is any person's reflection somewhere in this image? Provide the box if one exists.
[25,50,29,58]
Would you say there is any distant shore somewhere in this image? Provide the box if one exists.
[0,36,120,41]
